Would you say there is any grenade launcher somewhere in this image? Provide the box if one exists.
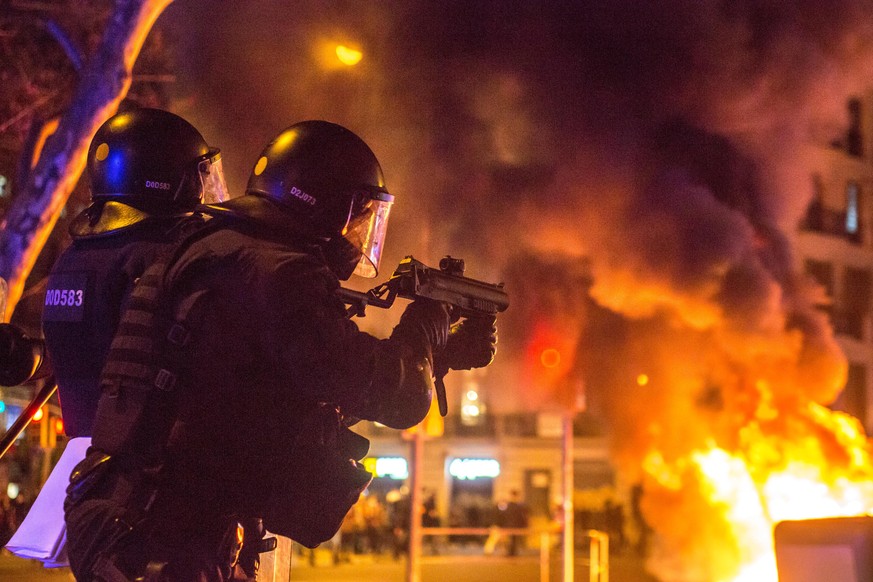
[336,255,509,318]
[336,256,509,416]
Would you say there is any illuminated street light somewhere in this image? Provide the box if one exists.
[335,44,363,66]
[461,382,484,425]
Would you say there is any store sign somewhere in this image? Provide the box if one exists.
[449,458,500,480]
[363,456,409,480]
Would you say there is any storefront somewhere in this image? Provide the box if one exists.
[361,456,409,499]
[448,457,500,528]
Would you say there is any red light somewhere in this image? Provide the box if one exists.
[32,407,44,422]
[541,348,562,368]
[55,418,64,434]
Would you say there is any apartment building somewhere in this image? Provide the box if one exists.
[796,95,873,433]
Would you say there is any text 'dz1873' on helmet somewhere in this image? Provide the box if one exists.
[246,120,393,278]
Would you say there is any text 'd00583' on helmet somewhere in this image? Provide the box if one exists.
[87,107,229,213]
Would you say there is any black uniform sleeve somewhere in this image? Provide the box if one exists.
[269,256,432,429]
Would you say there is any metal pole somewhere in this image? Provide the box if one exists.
[0,379,56,460]
[563,413,575,582]
[540,531,551,582]
[406,428,424,582]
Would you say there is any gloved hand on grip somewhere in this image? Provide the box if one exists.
[436,314,497,371]
[390,299,451,361]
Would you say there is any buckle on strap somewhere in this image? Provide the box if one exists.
[167,323,190,346]
[154,369,176,392]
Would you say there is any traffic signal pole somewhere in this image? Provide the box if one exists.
[0,379,56,460]
[406,427,424,582]
[563,412,575,582]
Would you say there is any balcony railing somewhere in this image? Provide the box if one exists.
[831,309,869,340]
[801,204,863,244]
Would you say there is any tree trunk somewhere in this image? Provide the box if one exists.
[0,0,173,319]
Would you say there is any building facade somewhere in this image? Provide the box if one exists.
[796,95,873,433]
[360,397,613,532]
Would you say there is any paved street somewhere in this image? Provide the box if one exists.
[0,549,658,582]
[0,552,73,582]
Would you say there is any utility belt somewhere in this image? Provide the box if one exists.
[89,517,273,582]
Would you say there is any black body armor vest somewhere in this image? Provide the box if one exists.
[43,218,190,437]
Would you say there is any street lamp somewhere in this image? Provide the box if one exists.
[334,44,363,66]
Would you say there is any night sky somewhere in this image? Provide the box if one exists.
[156,1,873,275]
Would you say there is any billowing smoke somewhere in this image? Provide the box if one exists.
[158,1,873,579]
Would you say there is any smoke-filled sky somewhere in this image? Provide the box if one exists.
[156,0,873,395]
[155,4,873,578]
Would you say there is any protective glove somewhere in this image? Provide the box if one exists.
[389,299,451,362]
[436,314,497,371]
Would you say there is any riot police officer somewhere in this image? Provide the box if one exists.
[6,108,229,567]
[43,107,229,437]
[64,120,497,581]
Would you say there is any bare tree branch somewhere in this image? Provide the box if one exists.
[0,0,173,319]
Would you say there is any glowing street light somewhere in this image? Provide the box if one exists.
[334,44,363,66]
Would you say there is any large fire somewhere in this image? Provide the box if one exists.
[641,400,873,582]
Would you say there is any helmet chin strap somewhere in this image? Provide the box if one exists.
[321,236,362,281]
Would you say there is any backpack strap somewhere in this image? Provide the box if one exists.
[91,213,227,464]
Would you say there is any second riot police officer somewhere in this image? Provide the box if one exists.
[43,107,229,437]
[4,107,229,567]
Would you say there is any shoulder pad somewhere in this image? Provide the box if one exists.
[69,201,182,239]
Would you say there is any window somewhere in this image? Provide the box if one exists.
[846,181,860,236]
[839,267,872,339]
[802,174,825,231]
[847,98,863,157]
[831,364,867,428]
[573,460,615,490]
[804,259,834,299]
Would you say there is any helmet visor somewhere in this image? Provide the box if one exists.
[343,191,393,278]
[198,150,231,203]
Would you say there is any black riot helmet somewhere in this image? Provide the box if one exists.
[245,120,394,278]
[84,107,228,213]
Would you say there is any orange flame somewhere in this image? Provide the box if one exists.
[642,402,873,582]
